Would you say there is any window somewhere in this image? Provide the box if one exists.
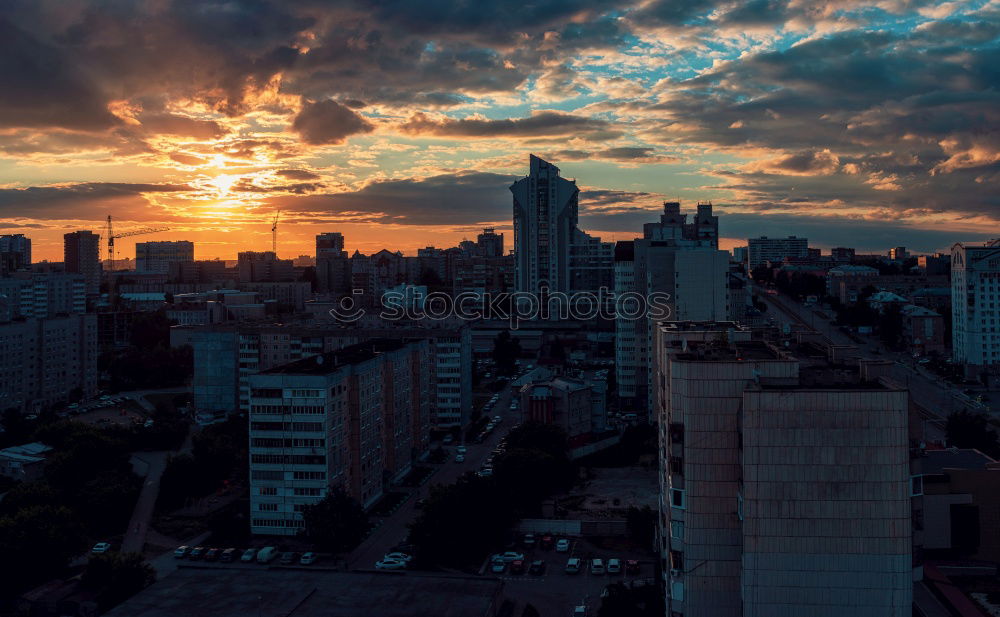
[670,520,684,540]
[670,550,684,572]
[669,423,684,445]
[911,475,924,497]
[251,470,283,481]
[294,487,322,497]
[258,503,278,511]
[259,487,277,496]
[669,456,683,475]
[670,488,685,509]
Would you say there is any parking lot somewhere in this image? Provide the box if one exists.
[64,395,151,427]
[485,536,655,616]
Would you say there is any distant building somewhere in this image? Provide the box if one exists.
[746,235,808,270]
[901,304,946,355]
[248,338,430,534]
[889,246,909,261]
[0,234,31,272]
[237,251,295,282]
[519,376,594,446]
[511,155,612,295]
[135,241,194,273]
[830,246,855,262]
[654,322,911,617]
[476,227,504,257]
[731,246,747,263]
[825,264,879,297]
[952,240,1000,378]
[917,253,950,276]
[614,202,728,416]
[63,230,101,297]
[315,232,345,258]
[0,272,86,319]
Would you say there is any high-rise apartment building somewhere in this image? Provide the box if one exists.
[952,240,1000,378]
[746,236,808,270]
[64,230,101,297]
[316,232,345,258]
[237,251,295,282]
[0,313,98,413]
[654,322,911,617]
[511,155,612,296]
[135,241,194,273]
[614,202,728,415]
[248,338,429,534]
[0,272,86,320]
[476,228,504,257]
[0,234,31,272]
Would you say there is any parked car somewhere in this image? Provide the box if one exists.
[607,558,621,574]
[173,545,189,559]
[279,552,299,565]
[523,534,536,547]
[204,548,221,561]
[442,435,454,445]
[493,415,502,423]
[625,559,640,575]
[220,548,237,562]
[478,468,493,478]
[573,606,587,617]
[510,559,526,575]
[565,557,582,574]
[375,558,407,570]
[256,546,278,563]
[455,454,466,463]
[591,558,605,575]
[456,446,467,454]
[241,548,257,562]
[300,552,317,565]
[528,560,546,575]
[501,551,524,562]
[556,539,570,553]
[91,542,112,554]
[540,535,554,550]
[490,556,506,573]
[383,552,413,563]
[189,546,206,560]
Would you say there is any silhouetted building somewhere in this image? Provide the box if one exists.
[136,240,194,273]
[63,230,101,297]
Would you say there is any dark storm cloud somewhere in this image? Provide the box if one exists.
[292,100,374,145]
[399,111,611,138]
[276,169,321,181]
[0,182,190,220]
[265,171,518,225]
[0,18,119,131]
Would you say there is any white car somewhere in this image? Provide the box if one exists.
[607,558,621,574]
[375,558,407,570]
[383,552,413,563]
[456,446,467,454]
[591,558,605,575]
[501,551,524,563]
[91,542,112,554]
[455,454,466,463]
[300,552,317,565]
[240,548,257,562]
[556,539,570,552]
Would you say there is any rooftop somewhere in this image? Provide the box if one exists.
[105,569,501,617]
[672,340,783,362]
[921,448,998,475]
[262,338,415,375]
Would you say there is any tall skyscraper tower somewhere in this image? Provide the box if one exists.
[63,230,101,297]
[511,155,580,294]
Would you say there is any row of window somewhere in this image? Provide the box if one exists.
[251,438,326,448]
[251,454,326,465]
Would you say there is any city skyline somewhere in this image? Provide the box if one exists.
[2,1,999,262]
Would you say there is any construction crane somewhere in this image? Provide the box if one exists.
[104,215,170,271]
[271,210,280,255]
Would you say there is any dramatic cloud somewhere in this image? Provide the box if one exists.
[291,100,375,145]
[399,111,613,138]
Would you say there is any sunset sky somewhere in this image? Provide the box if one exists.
[1,0,998,262]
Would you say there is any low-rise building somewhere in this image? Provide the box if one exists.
[0,442,52,480]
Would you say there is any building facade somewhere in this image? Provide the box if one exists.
[135,241,195,273]
[654,323,911,617]
[248,339,430,535]
[952,240,1000,377]
[746,236,809,270]
[64,230,101,297]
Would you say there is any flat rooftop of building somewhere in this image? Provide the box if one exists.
[757,364,891,390]
[262,338,415,375]
[105,568,501,617]
[673,340,782,362]
[921,448,998,475]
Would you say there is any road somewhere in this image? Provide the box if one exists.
[755,285,971,443]
[347,378,519,570]
[122,451,170,553]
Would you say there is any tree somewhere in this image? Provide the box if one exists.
[82,552,156,611]
[0,505,86,601]
[946,410,1000,459]
[626,506,656,548]
[300,488,369,553]
[494,447,573,514]
[878,303,904,349]
[409,473,517,568]
[505,422,569,459]
[492,331,521,376]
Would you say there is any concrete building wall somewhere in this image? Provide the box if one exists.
[740,389,912,617]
